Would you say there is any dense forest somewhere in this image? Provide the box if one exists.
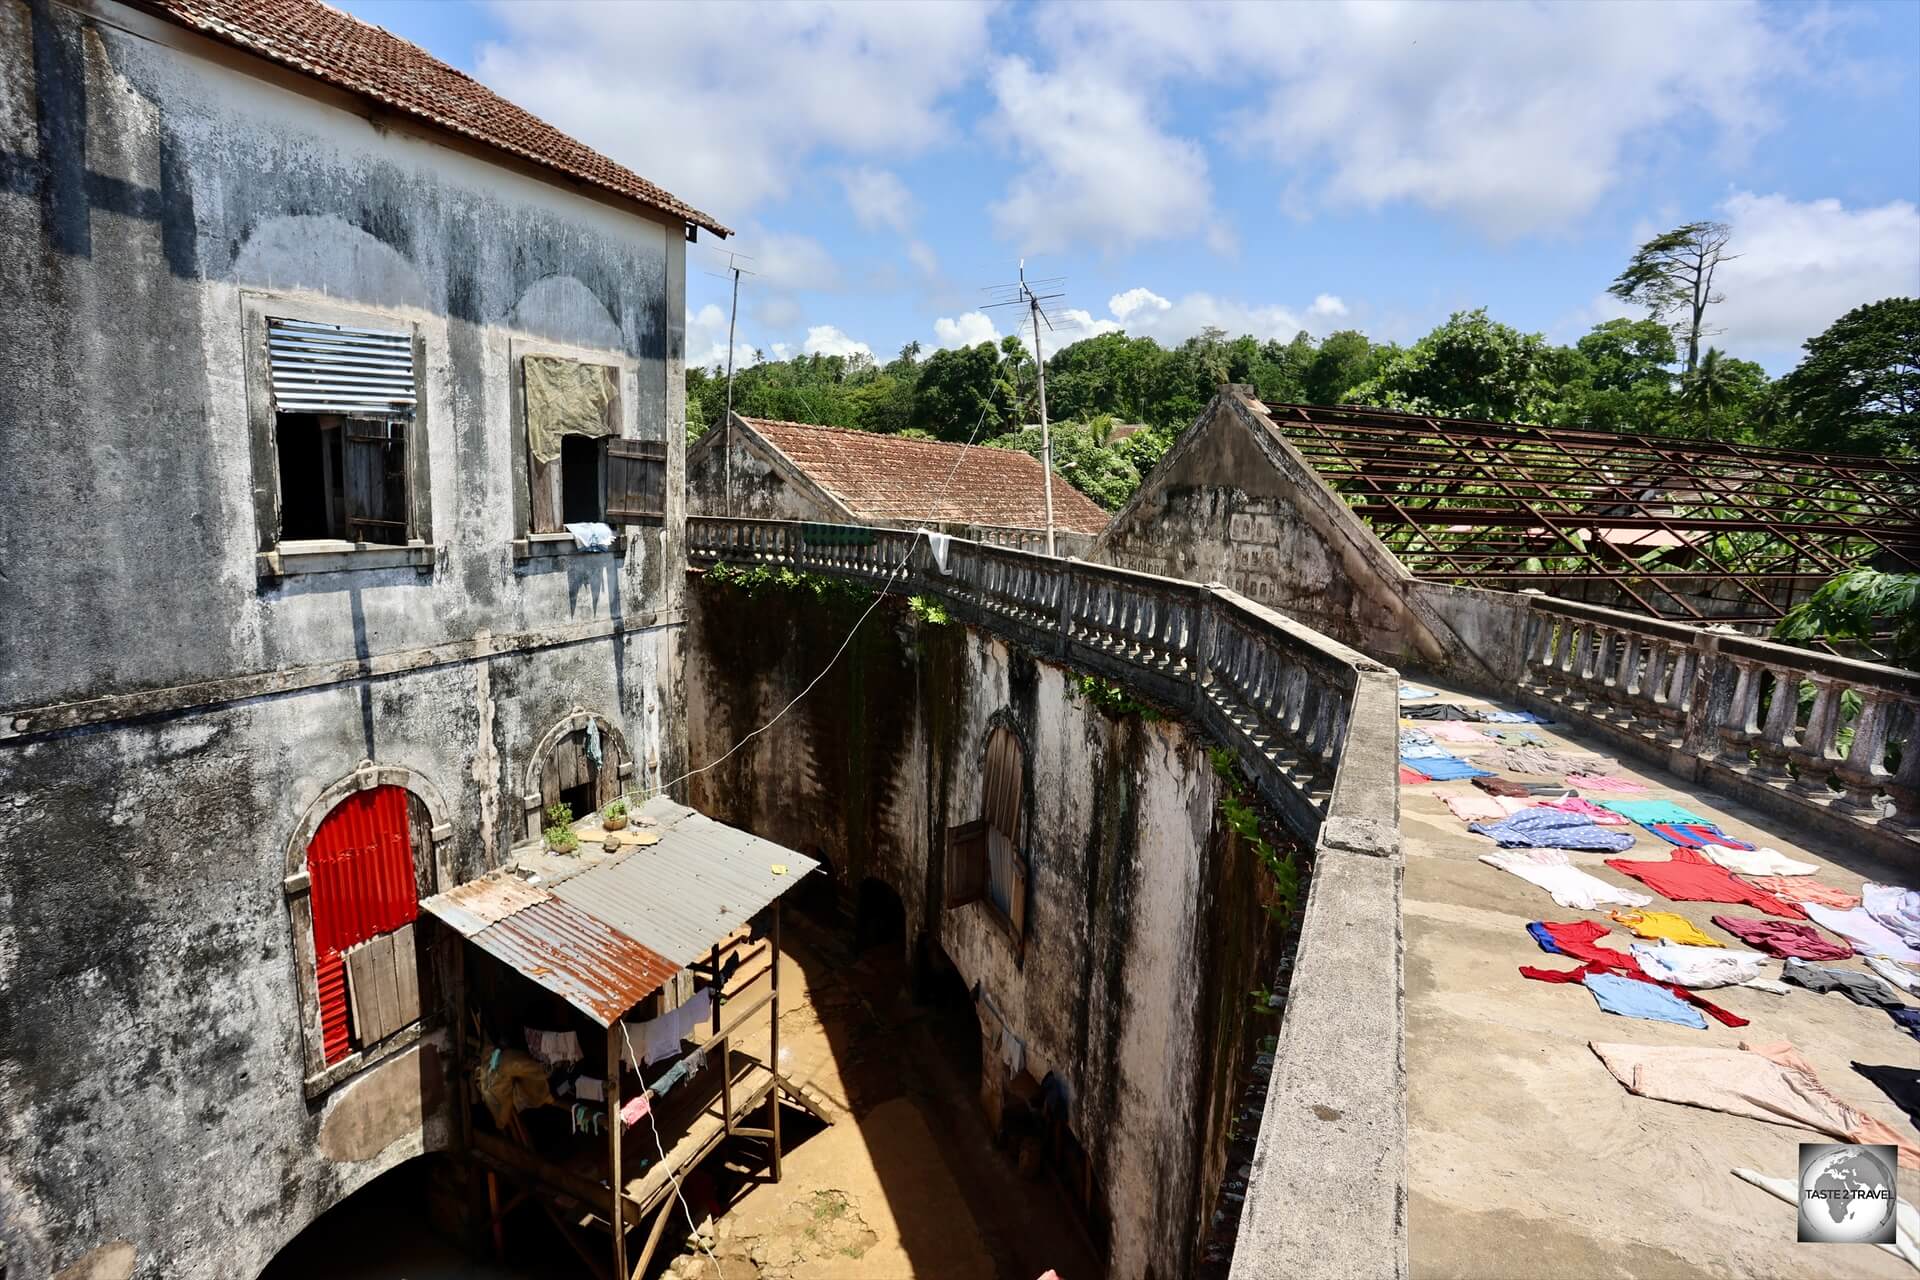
[689,224,1919,515]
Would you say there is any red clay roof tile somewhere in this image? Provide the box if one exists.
[744,418,1111,535]
[140,0,729,236]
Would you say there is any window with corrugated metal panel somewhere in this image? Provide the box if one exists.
[267,316,417,546]
[306,785,422,1064]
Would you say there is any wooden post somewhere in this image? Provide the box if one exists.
[710,944,725,1135]
[607,1026,626,1280]
[771,903,782,1183]
[451,941,471,1156]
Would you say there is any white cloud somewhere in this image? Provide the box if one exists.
[1026,1,1810,239]
[687,302,757,372]
[1110,288,1172,322]
[1309,294,1349,320]
[840,166,916,236]
[476,1,992,216]
[986,56,1218,255]
[1712,191,1920,365]
[746,227,842,293]
[801,324,874,360]
[933,312,1002,348]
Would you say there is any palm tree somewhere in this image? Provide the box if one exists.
[1679,346,1734,439]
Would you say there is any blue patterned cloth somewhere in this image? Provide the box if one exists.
[1483,710,1552,724]
[1469,808,1636,852]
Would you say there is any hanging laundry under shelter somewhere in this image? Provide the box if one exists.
[422,796,825,1280]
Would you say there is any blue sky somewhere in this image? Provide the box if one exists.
[340,0,1920,375]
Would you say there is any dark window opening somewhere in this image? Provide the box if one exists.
[560,434,606,525]
[273,412,409,545]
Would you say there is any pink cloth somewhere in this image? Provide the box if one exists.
[1427,721,1488,743]
[1567,773,1647,794]
[1438,792,1530,822]
[1538,796,1629,825]
[620,1095,650,1128]
[1743,876,1860,910]
[1590,1039,1920,1172]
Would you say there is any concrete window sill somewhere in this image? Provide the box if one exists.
[513,531,629,563]
[258,540,436,579]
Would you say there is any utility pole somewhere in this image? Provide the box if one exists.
[984,262,1066,557]
[1026,274,1055,556]
[723,258,742,517]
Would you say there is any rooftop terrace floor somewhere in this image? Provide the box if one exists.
[1402,679,1916,1280]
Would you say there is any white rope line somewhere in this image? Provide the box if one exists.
[653,397,996,798]
[618,1021,723,1280]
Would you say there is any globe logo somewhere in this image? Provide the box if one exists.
[1798,1143,1897,1245]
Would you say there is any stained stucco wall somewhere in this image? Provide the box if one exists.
[684,575,1278,1280]
[1095,395,1521,689]
[0,4,692,1276]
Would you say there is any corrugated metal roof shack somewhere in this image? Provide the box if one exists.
[423,796,824,1278]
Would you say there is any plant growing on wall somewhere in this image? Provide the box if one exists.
[705,561,875,604]
[1210,747,1301,927]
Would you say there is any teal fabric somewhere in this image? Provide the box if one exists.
[1597,799,1705,825]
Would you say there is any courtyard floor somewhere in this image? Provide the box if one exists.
[1401,678,1916,1280]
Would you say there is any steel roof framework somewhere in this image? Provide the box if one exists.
[1265,404,1920,625]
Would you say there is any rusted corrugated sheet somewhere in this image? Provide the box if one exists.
[422,798,816,1024]
[545,797,820,969]
[421,874,552,937]
[460,898,679,1027]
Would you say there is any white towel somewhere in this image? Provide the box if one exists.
[924,530,952,574]
[575,1075,604,1102]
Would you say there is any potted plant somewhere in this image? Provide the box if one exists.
[602,798,629,831]
[544,802,578,854]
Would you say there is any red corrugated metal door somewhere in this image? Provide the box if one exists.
[307,785,418,1063]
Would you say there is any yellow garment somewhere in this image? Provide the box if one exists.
[524,354,617,463]
[1608,909,1722,948]
[473,1047,555,1128]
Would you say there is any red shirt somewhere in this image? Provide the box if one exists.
[1524,919,1749,1027]
[1602,848,1806,919]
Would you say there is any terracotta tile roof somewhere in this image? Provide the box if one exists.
[744,418,1111,535]
[140,0,729,236]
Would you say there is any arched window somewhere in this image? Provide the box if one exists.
[306,785,422,1065]
[944,723,1028,943]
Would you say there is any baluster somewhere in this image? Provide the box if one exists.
[1715,658,1762,765]
[1883,702,1919,830]
[1830,690,1895,815]
[1788,675,1843,798]
[1752,667,1799,780]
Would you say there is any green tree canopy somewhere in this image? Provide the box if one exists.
[1775,298,1920,456]
[1349,309,1558,420]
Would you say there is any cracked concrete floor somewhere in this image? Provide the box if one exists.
[1401,678,1916,1280]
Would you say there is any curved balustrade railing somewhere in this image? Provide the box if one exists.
[688,517,1399,854]
[1523,597,1920,845]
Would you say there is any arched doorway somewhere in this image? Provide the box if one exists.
[523,710,631,838]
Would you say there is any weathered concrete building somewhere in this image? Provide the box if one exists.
[0,1,724,1273]
[689,412,1109,554]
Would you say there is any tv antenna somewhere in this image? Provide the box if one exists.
[984,262,1066,555]
[703,250,756,516]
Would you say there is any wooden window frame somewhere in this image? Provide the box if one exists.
[243,293,436,579]
[508,338,648,562]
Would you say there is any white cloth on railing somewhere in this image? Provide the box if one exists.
[564,521,615,551]
[923,530,952,574]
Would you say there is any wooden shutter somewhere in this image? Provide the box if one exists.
[1009,854,1029,943]
[945,819,989,909]
[341,418,408,544]
[607,439,668,523]
[983,728,1024,843]
[344,922,421,1048]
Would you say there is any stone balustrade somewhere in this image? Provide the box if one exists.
[1521,596,1920,856]
[688,516,1398,854]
